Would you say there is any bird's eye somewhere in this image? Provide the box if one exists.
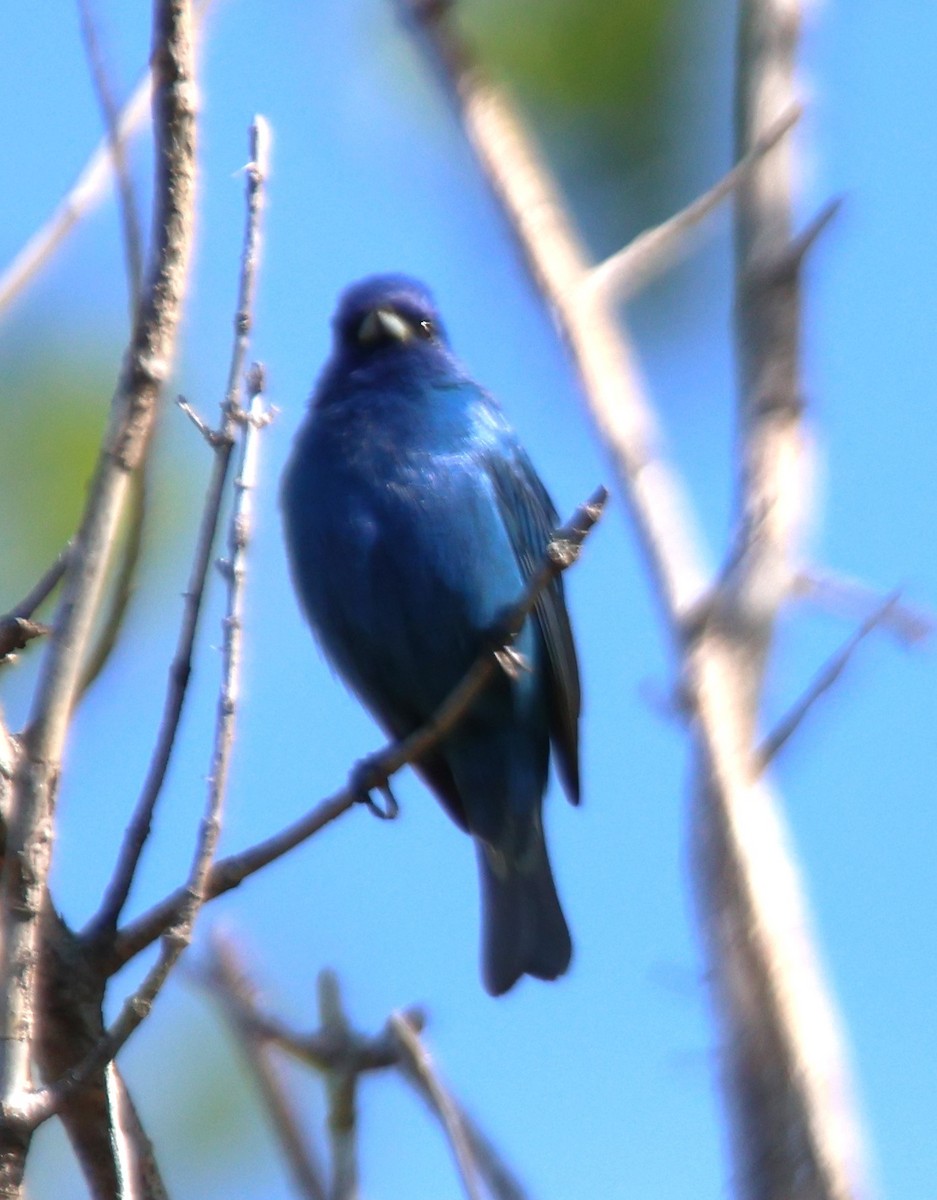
[417,319,435,340]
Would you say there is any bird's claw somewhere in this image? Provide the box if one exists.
[547,537,580,569]
[351,757,400,820]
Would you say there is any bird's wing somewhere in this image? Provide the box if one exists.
[485,448,581,803]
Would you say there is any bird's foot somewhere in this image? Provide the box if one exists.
[547,536,581,569]
[350,755,400,820]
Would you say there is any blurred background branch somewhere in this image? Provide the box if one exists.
[200,934,530,1200]
[400,2,874,1197]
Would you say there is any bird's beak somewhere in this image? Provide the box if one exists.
[357,307,414,345]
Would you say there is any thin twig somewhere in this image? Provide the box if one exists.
[0,77,150,318]
[3,546,71,621]
[756,595,902,769]
[0,0,197,1148]
[391,1013,482,1200]
[86,419,236,939]
[0,548,72,663]
[108,485,608,973]
[77,0,145,305]
[0,0,213,319]
[199,933,328,1200]
[36,349,270,1129]
[0,619,49,664]
[782,198,843,277]
[201,952,525,1200]
[88,116,272,940]
[103,1062,135,1200]
[793,569,932,646]
[587,105,801,303]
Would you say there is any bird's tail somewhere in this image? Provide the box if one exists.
[477,828,572,996]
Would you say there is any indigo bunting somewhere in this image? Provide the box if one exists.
[281,275,581,995]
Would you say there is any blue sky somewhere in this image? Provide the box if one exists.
[2,3,935,1198]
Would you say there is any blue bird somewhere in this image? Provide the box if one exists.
[281,275,581,995]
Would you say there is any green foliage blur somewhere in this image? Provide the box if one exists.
[0,348,108,603]
[463,0,694,248]
[0,341,199,603]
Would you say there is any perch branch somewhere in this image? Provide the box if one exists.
[109,486,607,971]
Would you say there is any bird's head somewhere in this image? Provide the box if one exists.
[331,275,450,365]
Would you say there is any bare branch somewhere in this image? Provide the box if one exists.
[0,619,49,664]
[1,546,71,623]
[77,0,145,305]
[397,0,709,631]
[724,0,813,705]
[199,934,328,1200]
[0,77,151,319]
[793,569,932,646]
[89,116,272,940]
[398,5,872,1199]
[316,974,359,1200]
[757,594,902,769]
[201,952,527,1200]
[76,465,149,698]
[693,0,871,1193]
[108,486,608,972]
[0,0,213,320]
[587,105,801,304]
[0,1,198,1149]
[41,360,271,1126]
[391,1013,482,1200]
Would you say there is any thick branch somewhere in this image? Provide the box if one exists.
[0,5,197,1175]
[724,0,813,707]
[399,0,708,633]
[398,6,871,1200]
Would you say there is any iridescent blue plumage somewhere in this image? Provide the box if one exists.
[281,275,581,994]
